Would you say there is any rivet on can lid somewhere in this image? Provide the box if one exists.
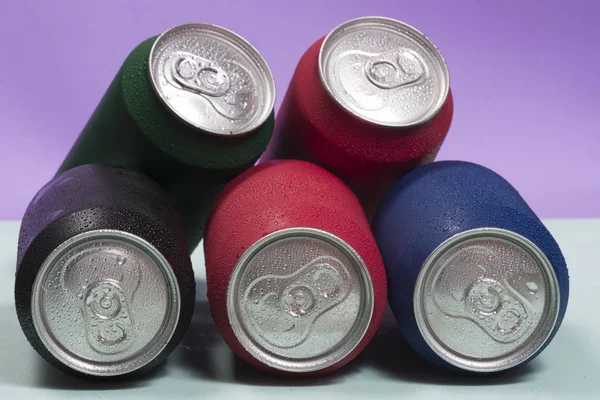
[149,23,275,136]
[414,228,560,372]
[31,230,181,376]
[227,228,374,372]
[319,16,450,128]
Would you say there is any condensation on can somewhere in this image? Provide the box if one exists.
[15,164,196,378]
[204,160,388,374]
[31,229,181,377]
[319,16,449,128]
[414,228,560,372]
[261,17,454,218]
[58,23,276,250]
[149,23,275,136]
[227,227,374,373]
[372,161,569,373]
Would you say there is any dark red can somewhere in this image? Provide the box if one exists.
[204,160,387,374]
[261,17,454,218]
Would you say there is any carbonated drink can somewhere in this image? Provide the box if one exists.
[15,164,195,378]
[204,160,387,374]
[58,23,276,250]
[262,17,453,217]
[372,161,569,373]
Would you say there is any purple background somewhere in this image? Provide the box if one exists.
[0,0,598,219]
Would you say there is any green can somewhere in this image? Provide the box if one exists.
[58,23,276,251]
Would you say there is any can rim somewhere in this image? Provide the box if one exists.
[318,16,450,128]
[226,227,374,372]
[31,229,181,376]
[413,227,560,372]
[148,22,276,136]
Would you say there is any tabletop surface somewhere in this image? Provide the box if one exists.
[0,219,598,399]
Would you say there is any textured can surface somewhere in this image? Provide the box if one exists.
[372,161,569,373]
[261,17,453,218]
[58,23,276,250]
[15,164,195,378]
[204,160,387,374]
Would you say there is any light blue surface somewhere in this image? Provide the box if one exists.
[0,220,598,399]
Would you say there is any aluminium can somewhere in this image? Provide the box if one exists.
[372,161,569,373]
[261,16,453,218]
[15,164,195,378]
[204,160,387,374]
[58,23,276,250]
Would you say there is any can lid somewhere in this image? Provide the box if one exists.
[227,228,374,372]
[149,23,275,136]
[319,16,449,128]
[414,228,560,372]
[31,230,181,376]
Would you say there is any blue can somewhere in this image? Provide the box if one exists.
[372,161,569,373]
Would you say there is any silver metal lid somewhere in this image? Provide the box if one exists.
[31,230,181,376]
[149,23,275,135]
[414,228,560,372]
[319,16,449,127]
[227,228,374,372]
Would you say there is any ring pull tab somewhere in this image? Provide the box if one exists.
[365,49,426,90]
[84,281,135,354]
[465,278,530,343]
[171,52,230,97]
[62,253,140,355]
[432,245,533,344]
[244,256,351,349]
[166,51,254,121]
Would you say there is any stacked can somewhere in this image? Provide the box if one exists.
[373,161,569,373]
[204,160,387,374]
[15,164,195,377]
[261,17,453,217]
[58,23,276,250]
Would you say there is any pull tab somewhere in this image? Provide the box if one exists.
[465,279,530,343]
[432,245,533,344]
[171,52,230,97]
[84,282,135,354]
[365,49,425,90]
[62,252,141,355]
[165,51,254,120]
[332,49,428,113]
[244,256,351,349]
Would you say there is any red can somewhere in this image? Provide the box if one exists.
[204,160,387,374]
[261,17,454,218]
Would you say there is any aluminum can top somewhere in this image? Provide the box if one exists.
[319,16,449,127]
[227,227,374,372]
[414,228,560,372]
[31,230,181,376]
[149,23,275,136]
